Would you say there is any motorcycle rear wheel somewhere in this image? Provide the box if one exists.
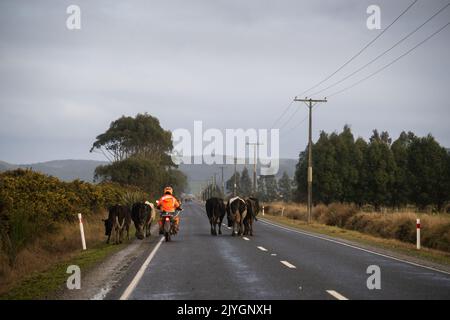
[164,220,171,242]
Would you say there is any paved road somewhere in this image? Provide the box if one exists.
[107,201,450,300]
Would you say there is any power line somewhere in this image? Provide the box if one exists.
[298,0,419,97]
[269,100,294,129]
[280,111,308,138]
[277,104,301,132]
[328,20,450,98]
[280,104,321,138]
[309,2,450,97]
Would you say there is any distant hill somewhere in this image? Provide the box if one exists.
[0,159,107,182]
[0,157,298,192]
[0,161,16,172]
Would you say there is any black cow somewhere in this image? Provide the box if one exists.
[243,197,260,236]
[104,205,131,244]
[226,197,247,236]
[131,202,156,240]
[205,197,226,236]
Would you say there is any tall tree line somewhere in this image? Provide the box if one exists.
[295,126,450,211]
[225,167,294,202]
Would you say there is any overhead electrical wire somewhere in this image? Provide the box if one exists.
[277,105,301,132]
[327,20,450,98]
[280,15,450,135]
[274,0,447,140]
[309,2,450,97]
[274,0,418,135]
[269,100,295,129]
[297,0,419,97]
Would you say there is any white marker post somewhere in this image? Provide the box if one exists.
[416,218,421,250]
[78,213,87,250]
[262,206,265,216]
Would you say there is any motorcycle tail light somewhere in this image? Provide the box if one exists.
[165,217,170,221]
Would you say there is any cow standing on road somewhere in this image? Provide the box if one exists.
[104,205,131,244]
[205,197,226,236]
[243,197,260,236]
[226,197,247,236]
[131,201,156,240]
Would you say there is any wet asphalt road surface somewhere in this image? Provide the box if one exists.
[107,201,450,300]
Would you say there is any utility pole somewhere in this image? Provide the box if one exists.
[233,157,237,196]
[220,166,225,195]
[246,142,263,195]
[293,97,327,224]
[208,178,212,199]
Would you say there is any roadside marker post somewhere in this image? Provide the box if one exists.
[416,218,421,250]
[262,206,265,216]
[78,213,87,250]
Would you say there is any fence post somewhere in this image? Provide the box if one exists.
[78,213,87,250]
[416,218,421,250]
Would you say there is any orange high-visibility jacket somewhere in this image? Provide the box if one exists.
[158,194,180,212]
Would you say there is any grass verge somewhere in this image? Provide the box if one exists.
[0,240,130,300]
[262,214,450,268]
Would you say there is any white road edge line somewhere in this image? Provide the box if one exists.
[257,246,268,252]
[260,219,450,276]
[326,290,349,300]
[119,236,164,300]
[280,260,296,269]
[243,237,250,241]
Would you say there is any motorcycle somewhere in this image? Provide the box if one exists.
[160,209,182,242]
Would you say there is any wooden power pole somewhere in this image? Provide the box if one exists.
[293,97,327,224]
[233,157,237,196]
[246,142,263,195]
[220,166,225,195]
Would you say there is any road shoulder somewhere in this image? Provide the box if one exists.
[56,224,161,300]
[260,215,450,274]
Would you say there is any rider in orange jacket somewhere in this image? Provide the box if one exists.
[157,187,182,234]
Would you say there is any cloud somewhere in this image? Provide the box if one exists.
[0,0,449,163]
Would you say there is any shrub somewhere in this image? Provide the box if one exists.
[312,204,327,221]
[319,203,358,227]
[0,169,131,266]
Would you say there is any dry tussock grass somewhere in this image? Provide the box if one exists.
[0,210,108,296]
[263,202,450,252]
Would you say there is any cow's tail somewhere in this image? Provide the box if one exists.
[150,204,156,222]
[117,215,125,229]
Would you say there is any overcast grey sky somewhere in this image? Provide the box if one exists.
[1,0,449,164]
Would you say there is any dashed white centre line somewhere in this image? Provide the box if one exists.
[257,246,268,252]
[242,237,250,241]
[326,290,349,300]
[280,260,296,269]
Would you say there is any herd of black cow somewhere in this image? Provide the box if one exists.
[206,197,261,237]
[103,197,260,244]
[103,201,156,244]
